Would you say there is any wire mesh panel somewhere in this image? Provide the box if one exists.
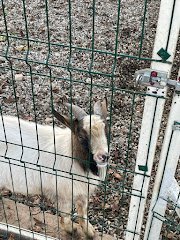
[0,0,179,240]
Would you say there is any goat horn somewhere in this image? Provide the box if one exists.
[64,103,87,121]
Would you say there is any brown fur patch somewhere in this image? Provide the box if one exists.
[71,121,98,175]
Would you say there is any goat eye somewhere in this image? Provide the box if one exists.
[78,135,89,149]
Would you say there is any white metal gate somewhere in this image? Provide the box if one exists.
[126,0,180,239]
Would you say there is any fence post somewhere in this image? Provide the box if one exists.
[144,69,180,239]
[125,0,180,239]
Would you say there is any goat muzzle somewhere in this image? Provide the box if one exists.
[94,152,109,168]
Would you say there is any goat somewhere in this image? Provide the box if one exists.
[0,98,109,238]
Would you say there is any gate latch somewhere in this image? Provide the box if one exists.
[135,68,180,91]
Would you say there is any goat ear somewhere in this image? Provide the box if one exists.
[93,97,108,120]
[52,108,76,130]
[101,97,108,119]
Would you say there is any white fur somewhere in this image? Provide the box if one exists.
[0,115,106,212]
[0,114,109,237]
[0,116,102,199]
[83,115,108,163]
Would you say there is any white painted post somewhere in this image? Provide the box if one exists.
[144,69,180,240]
[144,100,180,239]
[125,0,180,239]
[125,89,166,240]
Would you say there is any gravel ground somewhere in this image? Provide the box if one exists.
[0,0,179,239]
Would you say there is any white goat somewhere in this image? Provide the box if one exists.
[0,98,109,238]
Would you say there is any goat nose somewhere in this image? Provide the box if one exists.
[102,154,109,162]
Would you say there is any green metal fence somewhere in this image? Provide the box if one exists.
[0,0,179,239]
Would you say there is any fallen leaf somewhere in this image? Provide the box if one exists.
[3,96,16,104]
[0,56,6,63]
[103,203,111,209]
[15,73,24,81]
[52,86,59,93]
[113,172,122,181]
[45,117,52,123]
[0,36,6,42]
[22,115,33,121]
[19,30,25,37]
[114,149,120,160]
[15,45,28,51]
[108,169,114,174]
[1,81,8,89]
[111,202,119,212]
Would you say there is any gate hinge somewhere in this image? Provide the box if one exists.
[135,69,180,91]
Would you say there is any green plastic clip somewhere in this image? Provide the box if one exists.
[138,165,148,172]
[157,48,171,61]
